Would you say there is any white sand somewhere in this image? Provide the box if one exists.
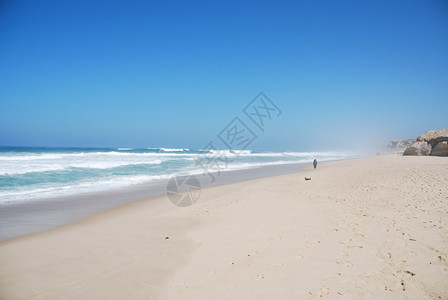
[0,155,447,299]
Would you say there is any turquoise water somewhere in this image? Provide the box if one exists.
[0,147,353,204]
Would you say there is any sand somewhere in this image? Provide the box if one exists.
[0,155,447,299]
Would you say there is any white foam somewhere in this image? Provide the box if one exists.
[0,150,354,175]
[0,174,173,205]
[0,149,356,204]
[0,154,165,175]
[0,152,196,161]
[0,154,64,161]
[223,156,347,171]
[197,150,354,158]
[159,148,189,152]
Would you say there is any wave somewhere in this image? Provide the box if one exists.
[0,151,198,161]
[146,147,189,152]
[159,148,189,152]
[200,156,344,172]
[0,154,65,161]
[0,148,355,204]
[0,157,324,203]
[0,159,164,176]
[0,150,354,176]
[0,150,353,161]
[195,150,352,158]
[231,156,351,169]
[0,174,174,204]
[207,149,252,155]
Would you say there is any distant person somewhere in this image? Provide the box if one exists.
[313,159,317,169]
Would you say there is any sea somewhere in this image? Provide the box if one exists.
[0,147,354,206]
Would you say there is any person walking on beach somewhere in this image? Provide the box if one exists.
[313,159,317,169]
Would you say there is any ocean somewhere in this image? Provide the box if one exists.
[0,147,353,205]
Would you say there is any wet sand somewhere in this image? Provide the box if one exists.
[0,162,304,242]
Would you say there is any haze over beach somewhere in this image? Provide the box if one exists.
[0,1,447,299]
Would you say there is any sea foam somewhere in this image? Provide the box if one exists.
[0,147,354,204]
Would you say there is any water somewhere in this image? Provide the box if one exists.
[0,147,354,205]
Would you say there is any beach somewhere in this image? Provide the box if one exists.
[0,147,348,242]
[0,155,447,299]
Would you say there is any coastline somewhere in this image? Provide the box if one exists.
[0,155,447,299]
[0,161,308,242]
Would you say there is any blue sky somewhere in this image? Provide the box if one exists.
[1,0,447,151]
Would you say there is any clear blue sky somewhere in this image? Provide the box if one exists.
[1,0,447,151]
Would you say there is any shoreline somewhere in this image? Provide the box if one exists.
[1,155,446,299]
[0,161,311,242]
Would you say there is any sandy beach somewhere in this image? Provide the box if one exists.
[0,155,447,299]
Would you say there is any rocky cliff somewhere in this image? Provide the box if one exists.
[403,129,448,156]
[387,140,415,153]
